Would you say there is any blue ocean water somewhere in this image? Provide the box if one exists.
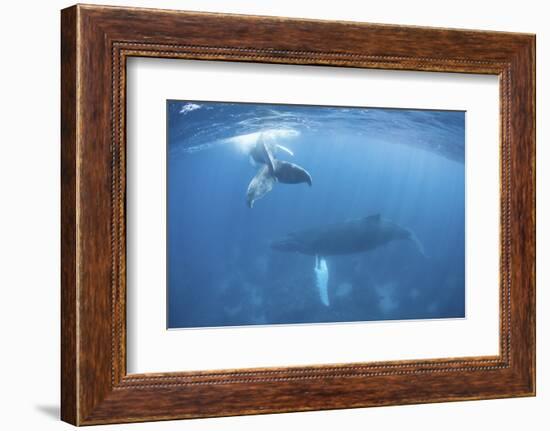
[167,101,465,329]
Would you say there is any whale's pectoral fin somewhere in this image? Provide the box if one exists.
[273,160,312,186]
[275,144,294,157]
[314,255,330,306]
[246,165,276,208]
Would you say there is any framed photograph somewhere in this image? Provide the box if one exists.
[61,4,535,425]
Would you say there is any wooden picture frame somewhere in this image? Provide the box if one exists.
[61,4,535,426]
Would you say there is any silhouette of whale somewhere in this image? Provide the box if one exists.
[271,214,425,256]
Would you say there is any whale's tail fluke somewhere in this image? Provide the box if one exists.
[314,255,330,306]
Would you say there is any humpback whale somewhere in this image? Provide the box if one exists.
[246,135,312,208]
[271,214,425,257]
[271,214,424,305]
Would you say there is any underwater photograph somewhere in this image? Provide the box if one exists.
[167,100,465,329]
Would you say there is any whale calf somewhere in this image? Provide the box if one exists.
[246,135,312,208]
[271,214,424,256]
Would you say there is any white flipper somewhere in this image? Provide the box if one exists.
[276,144,294,157]
[314,255,330,306]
